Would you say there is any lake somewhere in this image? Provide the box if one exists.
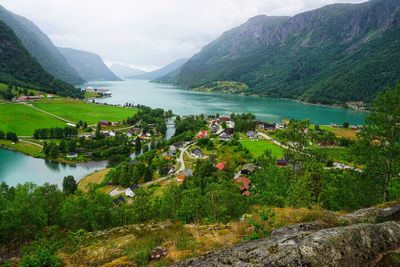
[0,148,107,187]
[87,79,366,125]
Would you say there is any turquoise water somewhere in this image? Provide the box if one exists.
[0,79,367,186]
[87,79,367,125]
[0,148,107,187]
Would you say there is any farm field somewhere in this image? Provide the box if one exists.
[240,139,284,158]
[32,99,138,125]
[0,103,66,136]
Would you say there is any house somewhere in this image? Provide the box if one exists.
[277,158,288,167]
[260,123,276,131]
[66,152,78,158]
[112,195,126,206]
[169,145,177,156]
[177,169,193,182]
[125,184,139,197]
[236,177,251,197]
[240,163,257,175]
[247,131,256,139]
[191,148,204,158]
[223,128,235,136]
[219,132,231,141]
[102,131,116,137]
[197,130,208,139]
[215,162,225,171]
[99,120,112,126]
[211,125,219,134]
[47,94,54,98]
[111,122,121,126]
[218,115,231,122]
[129,127,141,135]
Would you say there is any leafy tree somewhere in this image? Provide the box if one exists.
[135,137,142,152]
[343,122,350,128]
[0,130,5,139]
[62,176,77,194]
[5,132,18,142]
[20,244,62,267]
[354,84,400,201]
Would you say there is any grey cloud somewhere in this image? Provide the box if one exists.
[0,0,365,70]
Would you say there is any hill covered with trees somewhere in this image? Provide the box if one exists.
[0,5,85,85]
[0,21,83,98]
[164,0,400,105]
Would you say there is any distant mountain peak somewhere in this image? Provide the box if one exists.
[127,58,188,80]
[58,47,121,82]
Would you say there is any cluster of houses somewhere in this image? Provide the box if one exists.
[14,94,54,102]
[84,87,112,97]
[235,163,258,197]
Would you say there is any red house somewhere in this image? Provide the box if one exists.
[215,162,225,171]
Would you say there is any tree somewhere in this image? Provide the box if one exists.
[95,123,103,139]
[135,137,142,152]
[143,167,153,182]
[62,176,77,194]
[6,132,18,142]
[0,130,5,139]
[354,84,400,201]
[343,122,350,128]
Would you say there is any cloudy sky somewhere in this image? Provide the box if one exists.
[1,0,364,70]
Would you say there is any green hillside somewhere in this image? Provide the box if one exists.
[0,5,85,85]
[167,0,400,105]
[0,21,83,98]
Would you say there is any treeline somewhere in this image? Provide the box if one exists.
[106,149,171,187]
[174,115,207,136]
[231,113,256,132]
[126,105,170,135]
[0,130,18,142]
[33,127,78,139]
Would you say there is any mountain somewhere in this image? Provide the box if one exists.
[58,47,121,81]
[128,58,188,80]
[166,0,400,105]
[110,64,146,79]
[0,5,85,85]
[0,21,82,98]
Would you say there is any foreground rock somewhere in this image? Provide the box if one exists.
[175,205,400,267]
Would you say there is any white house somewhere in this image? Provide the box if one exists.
[125,184,139,197]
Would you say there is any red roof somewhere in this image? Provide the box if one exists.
[215,162,225,171]
[236,177,251,191]
[197,130,208,139]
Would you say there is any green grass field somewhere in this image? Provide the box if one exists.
[241,139,284,158]
[309,146,354,165]
[32,99,137,125]
[0,139,44,157]
[0,103,66,136]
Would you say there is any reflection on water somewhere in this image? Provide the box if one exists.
[0,148,107,187]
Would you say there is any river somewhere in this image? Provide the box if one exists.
[0,79,366,186]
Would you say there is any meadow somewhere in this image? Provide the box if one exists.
[32,99,138,125]
[0,103,66,136]
[240,139,284,158]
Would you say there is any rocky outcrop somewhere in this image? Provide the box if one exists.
[175,204,400,267]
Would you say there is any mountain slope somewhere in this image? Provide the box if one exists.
[169,0,400,104]
[58,47,121,81]
[0,21,82,98]
[0,5,85,85]
[110,64,146,79]
[128,58,188,80]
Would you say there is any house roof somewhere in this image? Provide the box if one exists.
[223,128,235,135]
[236,177,251,191]
[242,163,257,172]
[215,162,225,171]
[112,195,126,205]
[128,184,139,191]
[191,148,203,155]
